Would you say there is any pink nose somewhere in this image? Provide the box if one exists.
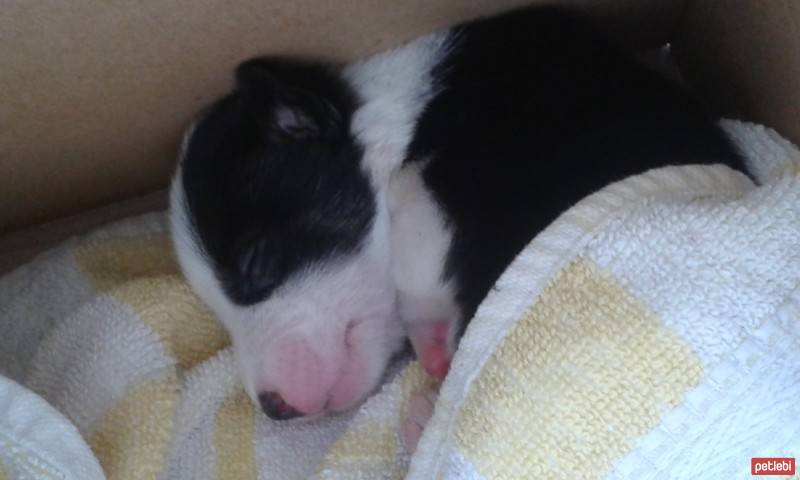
[266,336,332,416]
[258,391,301,420]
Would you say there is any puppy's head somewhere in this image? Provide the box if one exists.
[170,59,403,419]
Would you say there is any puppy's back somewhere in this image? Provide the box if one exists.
[402,7,745,333]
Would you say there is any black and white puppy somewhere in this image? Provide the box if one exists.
[170,8,744,420]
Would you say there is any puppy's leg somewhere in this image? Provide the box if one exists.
[398,307,455,452]
[389,164,462,449]
[408,320,452,379]
[389,163,460,378]
[402,387,438,453]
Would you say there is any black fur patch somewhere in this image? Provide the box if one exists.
[181,58,374,305]
[407,7,746,334]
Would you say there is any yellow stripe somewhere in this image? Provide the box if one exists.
[453,257,703,479]
[89,375,179,479]
[76,236,230,370]
[214,388,257,480]
[75,236,178,287]
[0,459,8,480]
[75,236,230,479]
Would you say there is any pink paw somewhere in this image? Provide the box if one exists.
[402,388,438,454]
[409,321,453,380]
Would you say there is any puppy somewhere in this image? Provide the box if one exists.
[169,7,745,421]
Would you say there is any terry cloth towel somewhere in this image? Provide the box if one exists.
[0,120,798,480]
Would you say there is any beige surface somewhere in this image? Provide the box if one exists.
[0,190,166,274]
[1,0,684,234]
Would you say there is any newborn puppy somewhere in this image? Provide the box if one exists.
[170,7,745,421]
[170,61,402,419]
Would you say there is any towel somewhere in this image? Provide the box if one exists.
[0,120,798,479]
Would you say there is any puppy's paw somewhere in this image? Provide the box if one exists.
[402,388,438,454]
[409,321,453,380]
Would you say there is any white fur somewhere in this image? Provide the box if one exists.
[345,29,461,349]
[386,161,460,331]
[343,31,456,187]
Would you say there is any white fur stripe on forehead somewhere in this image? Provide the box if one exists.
[169,121,238,319]
[169,168,235,318]
[343,30,456,186]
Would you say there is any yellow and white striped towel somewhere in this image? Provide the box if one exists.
[0,120,798,479]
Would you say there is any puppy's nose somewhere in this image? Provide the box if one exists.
[258,391,302,420]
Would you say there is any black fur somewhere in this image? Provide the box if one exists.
[180,59,374,305]
[406,8,746,334]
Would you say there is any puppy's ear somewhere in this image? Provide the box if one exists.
[235,58,346,142]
